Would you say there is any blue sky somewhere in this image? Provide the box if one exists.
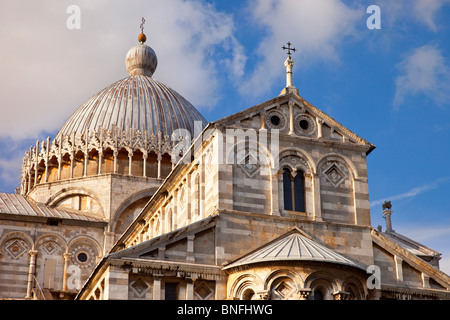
[0,0,449,273]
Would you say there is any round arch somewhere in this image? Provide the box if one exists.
[316,153,359,180]
[0,231,34,250]
[229,273,264,300]
[67,235,103,257]
[35,233,68,253]
[278,147,316,175]
[46,186,104,216]
[304,270,341,300]
[110,187,158,233]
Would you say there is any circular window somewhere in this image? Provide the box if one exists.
[299,119,309,130]
[270,115,281,126]
[77,252,88,263]
[294,114,315,136]
[265,110,286,129]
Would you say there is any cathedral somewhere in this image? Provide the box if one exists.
[1,25,449,301]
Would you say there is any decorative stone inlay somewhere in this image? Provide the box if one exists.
[43,242,57,255]
[324,164,346,187]
[5,239,27,260]
[273,280,296,299]
[70,244,96,269]
[195,281,214,300]
[130,278,149,297]
[238,154,260,178]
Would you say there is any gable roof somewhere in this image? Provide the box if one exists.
[223,227,365,270]
[0,192,106,223]
[383,229,441,259]
[371,228,450,290]
[213,91,375,155]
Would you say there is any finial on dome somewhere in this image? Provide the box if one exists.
[125,17,158,77]
[138,17,146,44]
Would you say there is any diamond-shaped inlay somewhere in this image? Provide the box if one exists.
[130,278,148,296]
[5,240,26,259]
[195,282,213,300]
[44,242,56,254]
[324,164,346,187]
[238,154,260,178]
[274,281,295,299]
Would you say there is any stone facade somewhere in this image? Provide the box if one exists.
[2,30,450,301]
[75,90,450,300]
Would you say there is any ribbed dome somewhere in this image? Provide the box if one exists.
[56,39,207,141]
[56,75,207,140]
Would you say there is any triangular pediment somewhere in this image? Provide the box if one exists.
[223,227,365,270]
[213,92,375,155]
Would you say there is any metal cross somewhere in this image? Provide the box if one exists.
[282,42,296,58]
[140,17,146,34]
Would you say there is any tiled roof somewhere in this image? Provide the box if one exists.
[0,193,105,222]
[223,228,365,270]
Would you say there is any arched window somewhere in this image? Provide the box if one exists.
[282,168,305,212]
[313,288,325,300]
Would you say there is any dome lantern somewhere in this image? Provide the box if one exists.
[125,17,157,77]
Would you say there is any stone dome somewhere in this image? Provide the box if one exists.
[56,75,206,140]
[56,39,206,141]
[21,34,208,194]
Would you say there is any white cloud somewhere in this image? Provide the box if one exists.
[237,0,361,97]
[0,0,244,140]
[373,0,449,31]
[370,176,450,208]
[413,0,450,31]
[393,44,450,109]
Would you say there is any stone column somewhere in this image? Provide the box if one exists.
[128,151,133,176]
[98,150,103,175]
[288,101,295,135]
[157,154,162,179]
[186,236,195,263]
[383,209,393,233]
[173,189,178,230]
[153,274,163,300]
[312,173,322,221]
[394,255,403,282]
[186,277,194,300]
[270,169,280,216]
[25,250,38,299]
[57,155,62,180]
[62,253,72,291]
[70,152,75,179]
[317,119,324,139]
[113,150,118,174]
[83,154,89,177]
[422,273,430,288]
[143,153,148,177]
